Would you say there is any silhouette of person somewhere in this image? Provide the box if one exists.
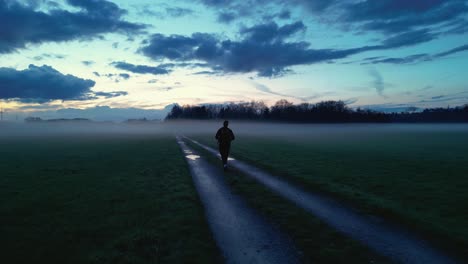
[215,120,235,170]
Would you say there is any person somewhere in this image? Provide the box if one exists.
[215,120,235,170]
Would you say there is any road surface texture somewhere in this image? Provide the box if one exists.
[186,137,458,264]
[176,137,300,264]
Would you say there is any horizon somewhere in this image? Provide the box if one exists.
[1,0,468,121]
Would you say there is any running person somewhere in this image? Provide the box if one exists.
[215,120,235,170]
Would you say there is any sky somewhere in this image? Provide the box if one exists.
[0,0,468,121]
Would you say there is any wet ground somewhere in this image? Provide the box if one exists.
[177,137,300,264]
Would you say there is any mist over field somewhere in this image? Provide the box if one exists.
[2,120,468,263]
[2,120,468,139]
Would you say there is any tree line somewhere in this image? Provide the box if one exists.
[166,100,468,123]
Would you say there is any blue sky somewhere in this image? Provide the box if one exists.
[0,0,467,120]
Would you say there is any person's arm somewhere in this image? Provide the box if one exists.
[230,129,235,141]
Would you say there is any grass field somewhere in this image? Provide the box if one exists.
[190,124,468,259]
[1,122,467,263]
[0,133,219,264]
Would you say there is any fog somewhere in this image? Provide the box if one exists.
[1,120,468,141]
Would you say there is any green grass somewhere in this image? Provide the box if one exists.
[191,128,468,259]
[0,134,219,264]
[187,140,392,264]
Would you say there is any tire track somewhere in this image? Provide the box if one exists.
[186,137,458,264]
[177,137,300,264]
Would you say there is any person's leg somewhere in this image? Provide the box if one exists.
[220,144,229,169]
[221,148,228,165]
[225,144,231,163]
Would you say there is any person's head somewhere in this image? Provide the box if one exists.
[223,120,229,128]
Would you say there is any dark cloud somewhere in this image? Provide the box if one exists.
[278,9,291,19]
[0,0,145,53]
[119,73,130,80]
[111,61,171,75]
[362,43,468,64]
[136,4,194,19]
[192,70,222,75]
[239,21,305,42]
[142,20,436,77]
[218,11,236,23]
[418,91,468,103]
[93,91,128,98]
[434,43,468,57]
[165,7,194,17]
[381,29,436,48]
[32,53,66,61]
[346,0,468,33]
[140,33,216,61]
[198,0,467,47]
[432,95,445,100]
[100,72,131,82]
[82,60,95,66]
[363,54,431,65]
[0,64,95,102]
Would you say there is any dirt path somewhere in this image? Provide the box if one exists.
[187,137,458,264]
[176,137,300,264]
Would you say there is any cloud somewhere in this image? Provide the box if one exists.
[218,11,237,23]
[239,21,306,42]
[418,91,468,103]
[192,70,222,75]
[0,64,95,102]
[93,91,128,98]
[165,7,194,17]
[32,53,66,61]
[251,81,333,102]
[431,95,445,100]
[141,20,436,77]
[100,72,131,82]
[381,29,436,48]
[111,61,171,75]
[252,82,286,97]
[0,0,145,53]
[363,54,431,65]
[119,73,130,80]
[197,0,468,46]
[368,68,385,97]
[278,9,291,19]
[140,21,361,77]
[362,43,468,64]
[433,43,468,57]
[345,0,468,34]
[82,60,95,66]
[135,4,194,19]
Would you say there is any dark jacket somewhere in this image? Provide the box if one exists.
[215,127,235,145]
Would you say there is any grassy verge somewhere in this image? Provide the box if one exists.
[187,140,392,264]
[190,130,468,260]
[0,134,219,264]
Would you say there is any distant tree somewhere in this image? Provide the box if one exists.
[406,106,418,113]
[166,104,183,119]
[24,117,42,122]
[164,99,468,123]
